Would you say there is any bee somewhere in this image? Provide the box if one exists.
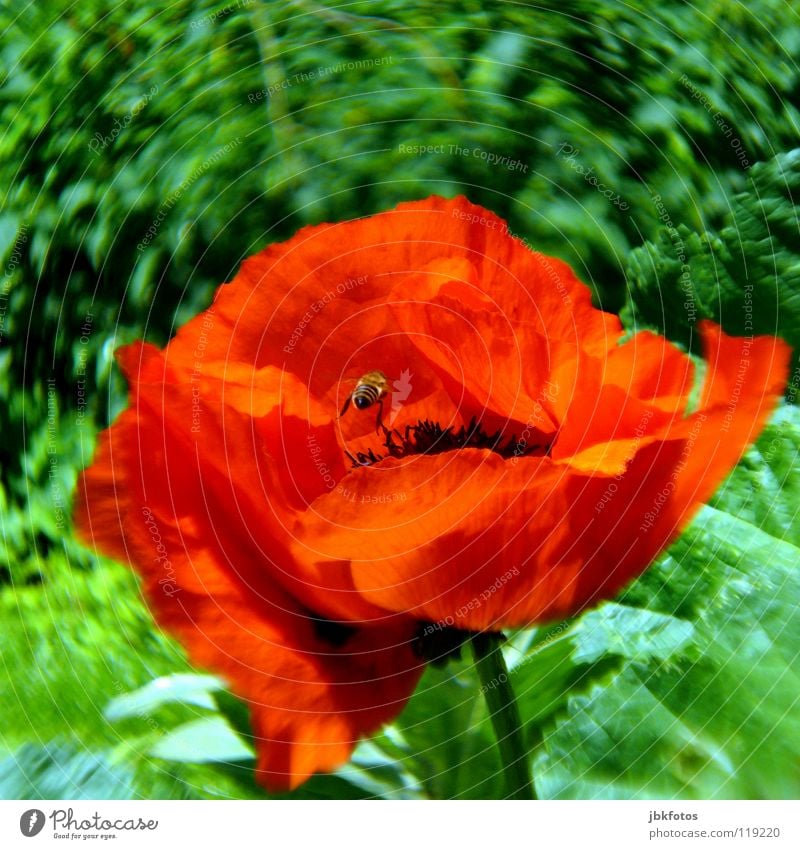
[340,370,389,431]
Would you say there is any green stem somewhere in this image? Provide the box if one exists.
[471,632,536,800]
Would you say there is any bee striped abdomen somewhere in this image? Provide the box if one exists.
[353,383,382,409]
[340,370,390,427]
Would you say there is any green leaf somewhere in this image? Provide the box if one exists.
[0,555,189,750]
[105,674,225,722]
[0,743,139,800]
[623,149,800,367]
[508,625,585,728]
[709,403,800,545]
[149,717,255,764]
[571,603,695,665]
[369,663,502,799]
[523,403,800,798]
[333,741,424,799]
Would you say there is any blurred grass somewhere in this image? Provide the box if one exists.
[1,0,799,799]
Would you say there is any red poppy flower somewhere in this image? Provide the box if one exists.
[75,195,789,791]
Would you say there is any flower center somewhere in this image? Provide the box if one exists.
[345,416,553,467]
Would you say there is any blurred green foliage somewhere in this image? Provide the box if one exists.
[1,0,799,799]
[623,150,800,370]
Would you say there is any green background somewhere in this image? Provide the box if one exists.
[1,0,799,799]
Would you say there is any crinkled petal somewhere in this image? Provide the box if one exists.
[293,325,790,629]
[74,370,423,792]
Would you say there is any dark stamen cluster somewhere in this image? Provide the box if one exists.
[346,416,552,467]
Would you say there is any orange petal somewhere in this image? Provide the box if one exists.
[550,331,696,465]
[292,325,790,629]
[167,196,620,412]
[295,451,576,630]
[155,578,422,793]
[75,371,423,792]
